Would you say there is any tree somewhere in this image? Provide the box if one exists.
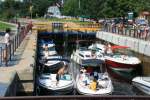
[0,0,58,20]
[62,0,150,19]
[62,0,79,16]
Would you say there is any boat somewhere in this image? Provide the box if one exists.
[89,43,142,79]
[76,65,113,95]
[105,46,141,74]
[132,76,150,95]
[71,47,105,67]
[109,67,139,80]
[38,59,74,95]
[38,39,55,48]
[39,55,63,73]
[38,39,57,56]
[89,43,141,78]
[88,43,106,54]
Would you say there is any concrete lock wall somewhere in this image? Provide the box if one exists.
[96,31,150,57]
[5,72,18,96]
[0,71,18,96]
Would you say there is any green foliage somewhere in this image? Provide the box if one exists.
[31,0,58,17]
[0,22,15,31]
[0,0,57,20]
[62,0,79,16]
[62,0,150,19]
[0,0,150,20]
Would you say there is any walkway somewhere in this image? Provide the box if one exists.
[0,32,37,96]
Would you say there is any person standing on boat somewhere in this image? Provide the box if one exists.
[80,67,86,73]
[43,44,49,59]
[56,62,68,85]
[80,67,89,85]
[106,43,113,56]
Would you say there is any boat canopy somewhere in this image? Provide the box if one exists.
[111,45,129,50]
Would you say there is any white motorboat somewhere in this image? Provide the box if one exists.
[39,44,57,57]
[71,47,105,67]
[39,55,63,73]
[76,67,113,95]
[38,39,57,57]
[38,60,74,94]
[39,39,55,48]
[89,44,141,72]
[132,77,150,95]
[88,43,106,54]
[38,73,74,94]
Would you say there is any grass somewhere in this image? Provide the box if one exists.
[0,21,15,31]
[37,17,94,24]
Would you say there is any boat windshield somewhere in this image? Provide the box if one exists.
[48,47,55,51]
[84,64,106,73]
[79,47,88,51]
[143,77,150,82]
[41,47,55,51]
[113,48,134,56]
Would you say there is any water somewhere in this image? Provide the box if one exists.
[36,33,150,96]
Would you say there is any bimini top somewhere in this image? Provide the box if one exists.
[111,45,129,50]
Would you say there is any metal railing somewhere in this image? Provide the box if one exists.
[101,23,150,41]
[0,23,32,66]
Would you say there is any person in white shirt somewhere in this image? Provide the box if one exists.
[43,44,49,59]
[4,28,11,66]
[4,29,10,46]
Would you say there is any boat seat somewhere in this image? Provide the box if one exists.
[51,74,57,81]
[97,84,105,89]
[60,74,72,80]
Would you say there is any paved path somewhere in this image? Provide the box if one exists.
[0,32,37,96]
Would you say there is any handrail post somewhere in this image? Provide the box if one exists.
[9,43,11,61]
[0,47,3,64]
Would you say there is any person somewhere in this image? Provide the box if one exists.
[43,44,49,59]
[144,25,149,39]
[106,43,113,56]
[4,28,11,66]
[56,62,68,85]
[43,44,49,51]
[80,67,86,73]
[17,22,21,33]
[80,67,89,85]
[91,49,96,58]
[89,78,97,91]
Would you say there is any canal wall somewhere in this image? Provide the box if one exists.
[96,31,150,57]
[0,71,17,96]
[0,33,37,96]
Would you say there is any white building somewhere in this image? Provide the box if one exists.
[47,6,61,17]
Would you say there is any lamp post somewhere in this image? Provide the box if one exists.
[29,5,33,19]
[79,0,80,9]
